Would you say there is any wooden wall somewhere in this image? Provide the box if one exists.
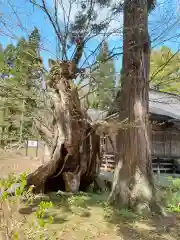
[100,134,116,154]
[152,125,180,158]
[101,124,180,159]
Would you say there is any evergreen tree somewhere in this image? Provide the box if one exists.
[0,44,4,71]
[0,27,42,145]
[29,27,40,55]
[89,42,116,110]
[15,28,42,141]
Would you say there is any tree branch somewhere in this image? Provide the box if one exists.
[33,117,52,147]
[29,0,63,53]
[73,39,85,67]
[150,48,180,82]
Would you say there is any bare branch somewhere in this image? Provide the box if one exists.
[33,117,52,147]
[29,0,63,51]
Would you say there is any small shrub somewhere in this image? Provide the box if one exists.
[168,176,180,192]
[161,177,180,213]
[36,201,54,227]
[168,203,180,213]
[118,208,138,220]
[0,172,55,239]
[67,195,87,207]
[103,202,138,224]
[103,202,114,219]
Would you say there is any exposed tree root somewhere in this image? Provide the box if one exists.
[26,59,102,194]
[109,165,166,216]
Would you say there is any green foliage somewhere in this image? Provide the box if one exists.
[0,27,42,145]
[15,173,28,197]
[0,44,4,70]
[29,27,40,51]
[103,202,138,222]
[88,42,116,110]
[67,194,90,209]
[167,177,180,192]
[160,177,180,213]
[0,173,17,190]
[69,1,110,46]
[150,46,180,94]
[0,172,28,199]
[168,202,180,213]
[36,201,54,227]
[0,172,55,239]
[147,0,157,12]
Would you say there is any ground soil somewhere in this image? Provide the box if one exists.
[0,149,179,240]
[0,148,42,177]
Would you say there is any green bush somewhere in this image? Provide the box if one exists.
[0,172,55,239]
[162,177,180,213]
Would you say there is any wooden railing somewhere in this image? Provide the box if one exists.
[100,154,116,172]
[152,157,180,174]
[100,154,180,175]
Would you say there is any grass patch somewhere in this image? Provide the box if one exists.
[1,172,180,239]
[158,177,180,213]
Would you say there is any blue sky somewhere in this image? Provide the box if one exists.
[0,0,179,73]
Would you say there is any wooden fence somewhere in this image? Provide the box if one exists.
[17,140,50,163]
[14,139,180,176]
[100,153,180,176]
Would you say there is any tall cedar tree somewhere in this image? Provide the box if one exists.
[108,0,165,215]
[0,28,41,144]
[90,42,116,110]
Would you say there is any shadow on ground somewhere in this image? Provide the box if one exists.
[104,201,180,240]
[17,192,180,239]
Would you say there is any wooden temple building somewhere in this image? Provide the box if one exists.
[87,89,180,178]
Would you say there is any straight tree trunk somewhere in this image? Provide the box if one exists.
[108,0,163,214]
[19,100,25,143]
[0,104,5,147]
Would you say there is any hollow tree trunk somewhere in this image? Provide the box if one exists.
[108,0,162,214]
[27,61,100,193]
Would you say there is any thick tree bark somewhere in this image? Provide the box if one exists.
[27,61,100,193]
[108,0,163,214]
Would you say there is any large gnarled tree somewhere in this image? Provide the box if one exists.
[26,0,119,193]
[108,0,164,214]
